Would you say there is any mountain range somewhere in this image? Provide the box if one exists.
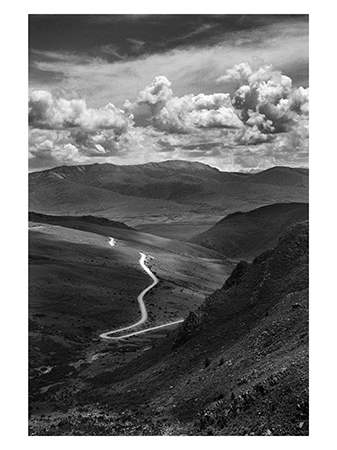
[29,161,308,239]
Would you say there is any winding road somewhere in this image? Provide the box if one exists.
[99,248,183,340]
[108,237,117,247]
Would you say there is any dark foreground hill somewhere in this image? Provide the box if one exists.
[190,202,309,261]
[29,221,309,436]
[29,161,308,237]
[29,211,133,230]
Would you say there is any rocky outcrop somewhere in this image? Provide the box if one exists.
[223,261,250,290]
[174,221,308,348]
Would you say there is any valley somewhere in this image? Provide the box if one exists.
[28,161,309,436]
[29,212,231,420]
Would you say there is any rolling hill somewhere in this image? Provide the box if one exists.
[190,202,309,261]
[29,161,308,238]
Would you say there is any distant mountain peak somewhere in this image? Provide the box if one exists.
[134,160,219,172]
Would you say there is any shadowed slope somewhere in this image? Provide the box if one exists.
[190,202,309,260]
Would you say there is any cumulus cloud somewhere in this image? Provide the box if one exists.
[29,61,309,171]
[29,90,133,133]
[69,129,122,156]
[132,65,308,140]
[136,76,173,112]
[235,125,275,146]
[52,143,79,161]
[245,111,275,133]
[28,126,127,170]
[216,62,309,142]
[279,86,309,116]
[216,61,253,85]
[132,78,243,133]
[29,90,136,167]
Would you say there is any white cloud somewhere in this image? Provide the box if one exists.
[29,59,309,172]
[245,110,275,133]
[28,126,124,169]
[235,125,275,146]
[217,62,309,136]
[136,76,173,111]
[285,86,309,115]
[28,90,136,168]
[133,80,243,133]
[216,61,253,85]
[29,90,133,133]
[52,143,79,162]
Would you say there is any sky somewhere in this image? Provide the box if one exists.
[28,14,309,172]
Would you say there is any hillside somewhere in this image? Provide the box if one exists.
[28,212,225,259]
[29,212,133,230]
[28,216,231,419]
[29,161,309,237]
[190,202,309,261]
[29,221,309,436]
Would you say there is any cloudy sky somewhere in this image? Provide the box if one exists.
[28,14,309,172]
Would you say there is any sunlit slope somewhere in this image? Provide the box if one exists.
[29,212,225,260]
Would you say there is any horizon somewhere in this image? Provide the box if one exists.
[29,14,309,173]
[28,158,309,174]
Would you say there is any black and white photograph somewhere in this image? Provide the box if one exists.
[26,11,311,438]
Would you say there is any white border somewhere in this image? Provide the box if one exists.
[2,2,336,449]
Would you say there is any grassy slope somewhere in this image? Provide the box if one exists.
[29,225,148,397]
[29,177,191,221]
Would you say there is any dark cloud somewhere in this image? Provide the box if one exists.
[29,15,308,56]
[29,15,309,85]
